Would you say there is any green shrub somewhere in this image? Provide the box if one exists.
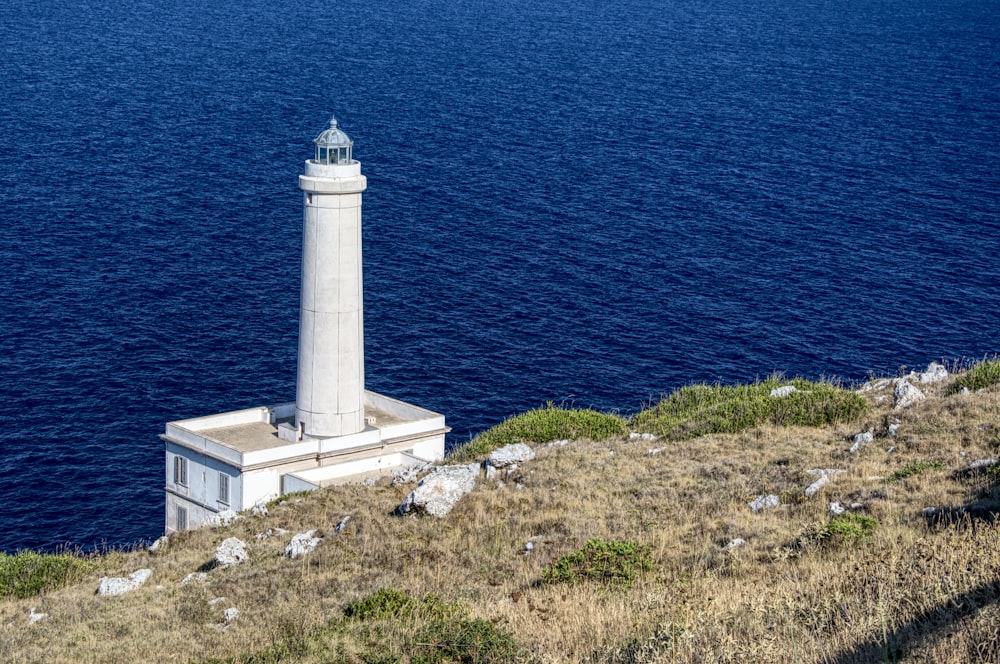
[449,404,628,462]
[344,588,416,620]
[411,617,520,663]
[543,539,655,587]
[887,460,944,484]
[345,588,459,623]
[948,358,1000,394]
[631,377,868,441]
[801,513,878,547]
[0,550,95,599]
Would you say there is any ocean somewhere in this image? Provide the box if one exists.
[1,0,997,552]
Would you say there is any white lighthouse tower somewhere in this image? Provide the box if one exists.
[295,118,367,439]
[161,117,447,533]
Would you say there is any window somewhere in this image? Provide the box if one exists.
[176,506,188,532]
[173,455,188,487]
[218,473,230,505]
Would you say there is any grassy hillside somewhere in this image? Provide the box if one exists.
[2,366,999,663]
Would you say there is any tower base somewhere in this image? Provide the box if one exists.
[161,391,447,533]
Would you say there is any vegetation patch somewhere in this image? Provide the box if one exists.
[344,588,456,622]
[543,539,655,587]
[801,513,878,547]
[948,358,1000,394]
[449,404,627,462]
[631,377,868,440]
[0,550,95,599]
[412,617,521,663]
[888,460,945,484]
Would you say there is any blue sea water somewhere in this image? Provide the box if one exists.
[1,0,998,553]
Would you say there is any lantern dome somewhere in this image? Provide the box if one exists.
[313,116,354,164]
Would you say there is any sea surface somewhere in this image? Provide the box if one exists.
[1,0,998,553]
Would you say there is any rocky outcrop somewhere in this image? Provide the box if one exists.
[770,385,798,398]
[849,429,875,454]
[285,531,322,559]
[749,495,780,513]
[97,569,152,596]
[488,443,535,468]
[894,380,926,409]
[215,538,248,567]
[397,463,479,517]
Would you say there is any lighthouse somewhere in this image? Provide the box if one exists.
[162,117,447,533]
[295,118,367,439]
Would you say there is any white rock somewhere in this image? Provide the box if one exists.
[255,527,290,541]
[487,443,535,468]
[629,432,658,441]
[804,474,830,497]
[524,541,534,555]
[397,463,479,517]
[285,530,322,559]
[829,502,846,516]
[749,495,780,513]
[970,458,998,470]
[215,537,249,567]
[770,385,798,398]
[546,439,570,448]
[484,464,498,481]
[805,468,847,477]
[250,503,268,517]
[181,572,208,585]
[391,462,432,487]
[849,429,875,454]
[208,597,228,607]
[148,536,169,553]
[210,510,241,527]
[223,607,239,623]
[335,516,351,533]
[857,378,892,393]
[97,569,152,596]
[918,362,949,384]
[894,380,926,409]
[647,448,664,457]
[28,608,47,623]
[724,538,746,550]
[887,423,901,437]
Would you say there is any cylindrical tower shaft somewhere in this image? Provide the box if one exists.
[295,155,367,438]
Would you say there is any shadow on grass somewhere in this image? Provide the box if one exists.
[827,578,1000,664]
[833,482,1000,663]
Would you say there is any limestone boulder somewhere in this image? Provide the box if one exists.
[919,362,949,384]
[487,443,535,468]
[749,495,780,513]
[397,463,479,517]
[770,385,798,398]
[97,569,152,596]
[804,474,829,497]
[894,380,926,409]
[215,537,248,567]
[849,429,875,454]
[285,530,322,559]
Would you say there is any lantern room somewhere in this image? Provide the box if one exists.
[312,116,354,165]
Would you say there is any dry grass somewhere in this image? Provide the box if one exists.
[3,370,1000,663]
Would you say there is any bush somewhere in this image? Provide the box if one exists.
[801,513,878,547]
[411,617,520,663]
[543,539,655,587]
[344,588,458,622]
[631,377,868,440]
[449,404,627,462]
[888,460,944,484]
[0,550,95,599]
[949,358,1000,394]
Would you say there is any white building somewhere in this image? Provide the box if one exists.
[162,118,447,533]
